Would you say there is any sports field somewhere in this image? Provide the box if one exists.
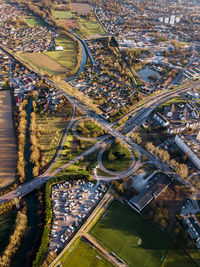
[44,35,77,70]
[60,239,113,267]
[20,53,67,75]
[91,201,171,267]
[54,10,72,19]
[0,90,17,188]
[163,240,196,267]
[25,16,47,27]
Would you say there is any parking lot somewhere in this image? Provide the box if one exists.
[48,180,107,253]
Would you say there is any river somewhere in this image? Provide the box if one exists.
[11,98,43,267]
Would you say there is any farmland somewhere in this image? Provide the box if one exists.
[25,16,47,27]
[70,3,93,14]
[44,35,78,70]
[60,239,114,267]
[54,10,72,19]
[20,53,67,75]
[0,90,17,188]
[91,201,171,267]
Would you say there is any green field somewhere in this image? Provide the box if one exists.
[19,52,67,75]
[76,120,106,138]
[54,10,72,19]
[163,240,196,267]
[36,102,73,166]
[25,16,47,27]
[44,35,77,70]
[51,132,96,171]
[102,140,132,172]
[91,201,171,267]
[75,18,104,38]
[60,239,113,267]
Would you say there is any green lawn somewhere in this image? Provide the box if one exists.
[102,140,133,172]
[60,239,113,267]
[163,240,196,267]
[44,35,77,70]
[25,16,47,27]
[54,10,72,19]
[91,201,171,267]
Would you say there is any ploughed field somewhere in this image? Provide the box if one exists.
[0,90,17,188]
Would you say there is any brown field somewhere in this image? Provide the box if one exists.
[71,3,93,14]
[20,52,67,75]
[0,90,17,188]
[60,19,78,28]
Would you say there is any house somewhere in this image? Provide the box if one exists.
[55,46,63,51]
[174,135,200,169]
[153,113,169,127]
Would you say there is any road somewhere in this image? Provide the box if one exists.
[0,42,199,203]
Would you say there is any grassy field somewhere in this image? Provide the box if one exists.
[102,141,132,172]
[51,132,96,171]
[20,53,67,75]
[60,239,113,267]
[163,240,196,267]
[91,201,171,267]
[54,10,72,19]
[76,120,106,138]
[44,35,77,70]
[25,16,47,27]
[36,102,73,166]
[75,18,104,38]
[0,90,17,188]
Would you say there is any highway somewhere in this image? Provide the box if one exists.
[0,42,199,204]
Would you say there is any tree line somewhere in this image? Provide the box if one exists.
[0,209,27,267]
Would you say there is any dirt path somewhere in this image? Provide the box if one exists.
[0,90,17,188]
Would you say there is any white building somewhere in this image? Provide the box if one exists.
[55,46,63,51]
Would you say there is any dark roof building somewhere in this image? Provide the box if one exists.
[129,172,172,213]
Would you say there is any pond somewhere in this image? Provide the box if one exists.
[137,65,161,84]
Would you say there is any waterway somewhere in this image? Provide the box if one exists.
[11,98,42,267]
[67,37,88,82]
[137,65,160,84]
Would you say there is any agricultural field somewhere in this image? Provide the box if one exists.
[36,101,73,167]
[0,90,17,188]
[75,18,104,38]
[70,3,93,14]
[25,16,47,27]
[102,140,132,172]
[60,239,113,267]
[20,53,67,75]
[44,35,78,70]
[91,201,171,267]
[54,10,72,19]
